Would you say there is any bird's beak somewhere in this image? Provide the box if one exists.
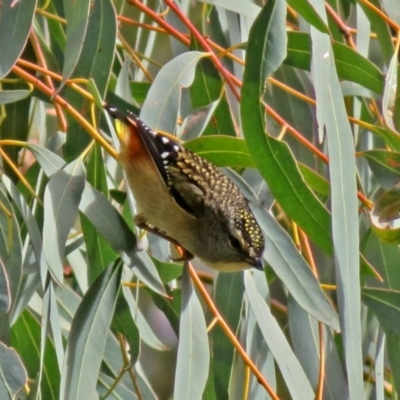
[248,257,263,271]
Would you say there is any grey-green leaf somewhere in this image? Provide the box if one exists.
[59,262,122,400]
[245,271,314,400]
[0,259,10,314]
[79,184,166,296]
[43,159,86,284]
[0,0,36,79]
[0,342,27,399]
[141,51,209,132]
[60,0,91,89]
[174,266,210,400]
[310,2,363,397]
[26,143,66,177]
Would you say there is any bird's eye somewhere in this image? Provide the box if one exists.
[229,235,242,250]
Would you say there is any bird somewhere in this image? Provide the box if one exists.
[104,104,264,272]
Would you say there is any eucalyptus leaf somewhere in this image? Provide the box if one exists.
[174,266,210,400]
[43,159,86,284]
[0,342,27,399]
[60,262,122,400]
[310,2,363,397]
[141,51,210,132]
[245,271,314,399]
[0,0,36,79]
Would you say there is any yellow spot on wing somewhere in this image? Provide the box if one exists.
[115,119,129,143]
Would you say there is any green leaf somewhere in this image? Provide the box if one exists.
[362,149,400,189]
[372,126,400,152]
[83,143,115,282]
[386,334,400,395]
[189,52,236,136]
[11,309,60,399]
[284,32,384,94]
[371,186,400,244]
[298,163,330,196]
[286,0,328,33]
[361,229,400,290]
[184,136,254,168]
[60,0,91,88]
[241,0,333,255]
[74,0,116,96]
[0,0,36,79]
[60,261,122,400]
[174,266,210,400]
[112,294,140,365]
[332,41,383,95]
[150,256,183,283]
[212,273,244,399]
[65,0,116,160]
[186,137,330,196]
[362,287,400,335]
[148,287,181,336]
[0,95,31,182]
[284,31,312,70]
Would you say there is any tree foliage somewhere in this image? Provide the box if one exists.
[0,0,399,398]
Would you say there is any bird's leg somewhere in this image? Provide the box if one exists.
[170,248,194,262]
[134,216,194,261]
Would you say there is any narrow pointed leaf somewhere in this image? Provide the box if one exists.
[309,1,363,396]
[0,0,36,79]
[43,160,86,284]
[0,189,22,311]
[79,184,165,295]
[0,342,27,399]
[60,262,122,400]
[60,0,91,89]
[241,0,332,255]
[362,287,400,335]
[174,266,210,400]
[11,309,60,399]
[141,51,209,132]
[245,271,314,399]
[26,144,66,177]
[0,259,10,314]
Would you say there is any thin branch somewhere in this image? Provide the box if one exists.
[188,263,280,400]
[12,66,117,159]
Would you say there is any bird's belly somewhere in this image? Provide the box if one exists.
[123,159,195,241]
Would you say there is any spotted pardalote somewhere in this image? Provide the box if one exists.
[105,104,264,272]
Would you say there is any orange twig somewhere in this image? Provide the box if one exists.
[188,263,280,400]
